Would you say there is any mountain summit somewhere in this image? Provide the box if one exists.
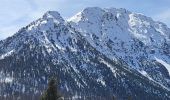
[43,11,64,23]
[0,7,170,100]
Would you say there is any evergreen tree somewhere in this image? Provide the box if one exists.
[41,78,61,100]
[112,95,116,100]
[127,95,132,100]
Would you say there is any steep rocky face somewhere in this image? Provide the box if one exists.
[0,7,170,100]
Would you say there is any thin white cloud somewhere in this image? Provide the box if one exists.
[0,0,62,40]
[0,26,19,40]
[153,9,170,27]
[0,0,34,39]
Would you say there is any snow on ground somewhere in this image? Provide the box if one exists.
[139,70,153,80]
[0,77,13,83]
[139,70,170,91]
[97,77,106,86]
[0,50,15,60]
[4,77,13,83]
[99,58,117,77]
[155,57,170,76]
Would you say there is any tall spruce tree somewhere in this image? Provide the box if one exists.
[41,78,61,100]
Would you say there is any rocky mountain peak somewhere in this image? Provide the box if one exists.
[0,7,170,100]
[42,11,64,23]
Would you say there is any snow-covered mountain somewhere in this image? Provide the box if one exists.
[68,7,170,88]
[0,7,170,100]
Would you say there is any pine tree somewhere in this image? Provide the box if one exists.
[41,78,61,100]
[112,95,116,100]
[127,95,132,100]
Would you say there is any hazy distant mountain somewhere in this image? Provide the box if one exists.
[0,7,170,100]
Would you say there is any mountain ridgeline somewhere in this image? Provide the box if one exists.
[0,7,170,100]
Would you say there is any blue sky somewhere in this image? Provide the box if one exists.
[0,0,170,40]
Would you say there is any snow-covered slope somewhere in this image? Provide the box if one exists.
[68,7,170,89]
[155,57,170,75]
[0,7,170,99]
[68,7,170,63]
